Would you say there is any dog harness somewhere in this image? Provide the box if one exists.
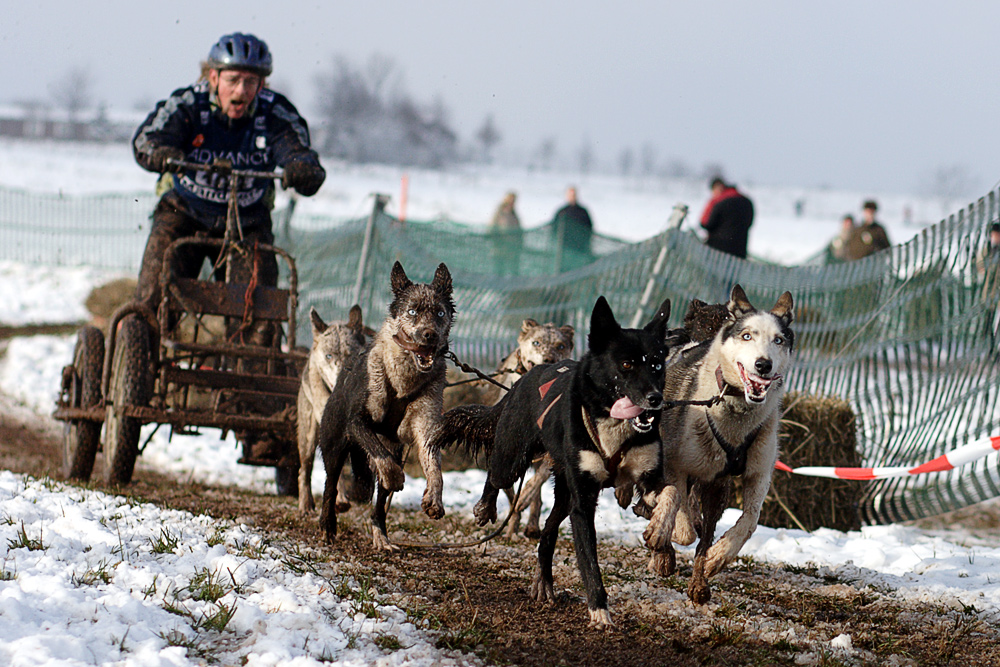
[707,365,763,478]
[534,362,629,481]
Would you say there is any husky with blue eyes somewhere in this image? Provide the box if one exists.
[643,284,795,606]
[316,261,455,551]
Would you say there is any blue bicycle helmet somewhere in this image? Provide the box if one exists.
[207,33,272,76]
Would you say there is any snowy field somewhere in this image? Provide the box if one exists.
[1,139,998,666]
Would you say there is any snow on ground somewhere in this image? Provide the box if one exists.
[1,139,998,665]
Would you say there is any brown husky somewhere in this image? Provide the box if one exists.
[296,305,372,513]
[317,261,455,550]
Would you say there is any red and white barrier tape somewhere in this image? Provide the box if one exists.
[775,435,1000,480]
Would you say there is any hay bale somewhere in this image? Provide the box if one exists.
[735,391,863,532]
[84,277,137,333]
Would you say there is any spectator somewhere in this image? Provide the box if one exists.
[827,214,856,263]
[700,177,754,259]
[489,191,522,275]
[975,223,1000,349]
[551,186,594,271]
[844,199,891,260]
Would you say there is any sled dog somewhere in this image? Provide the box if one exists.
[317,262,455,551]
[296,305,372,513]
[433,296,672,629]
[644,284,795,604]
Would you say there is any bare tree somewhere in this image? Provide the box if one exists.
[618,147,635,176]
[313,53,457,167]
[49,67,92,120]
[475,114,501,164]
[922,164,980,215]
[532,137,557,171]
[640,143,657,176]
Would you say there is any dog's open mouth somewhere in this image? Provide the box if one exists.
[611,396,656,432]
[393,333,437,372]
[629,411,655,433]
[737,362,781,404]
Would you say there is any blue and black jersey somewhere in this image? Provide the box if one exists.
[133,81,323,229]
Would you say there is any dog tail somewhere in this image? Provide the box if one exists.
[430,403,502,458]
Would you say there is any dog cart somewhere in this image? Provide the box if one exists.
[54,161,306,493]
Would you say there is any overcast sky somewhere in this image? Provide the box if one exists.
[3,2,997,196]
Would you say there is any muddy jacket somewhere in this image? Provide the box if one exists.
[133,81,323,229]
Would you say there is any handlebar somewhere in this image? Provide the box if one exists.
[166,158,283,181]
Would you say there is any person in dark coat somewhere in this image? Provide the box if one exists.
[843,199,891,260]
[551,186,595,271]
[132,32,325,315]
[700,177,754,259]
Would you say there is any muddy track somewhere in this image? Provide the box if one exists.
[2,399,999,666]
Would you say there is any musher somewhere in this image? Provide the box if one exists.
[132,32,325,320]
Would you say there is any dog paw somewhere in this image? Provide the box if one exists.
[473,499,498,526]
[374,459,406,492]
[632,498,653,519]
[371,526,400,553]
[687,557,712,605]
[647,550,676,577]
[588,608,614,631]
[502,515,522,539]
[614,483,635,509]
[530,572,555,603]
[643,522,671,552]
[421,492,445,520]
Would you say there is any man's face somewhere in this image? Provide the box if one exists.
[862,207,876,223]
[209,69,263,119]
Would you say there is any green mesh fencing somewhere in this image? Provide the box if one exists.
[3,183,999,525]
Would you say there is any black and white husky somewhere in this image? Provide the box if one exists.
[643,284,795,605]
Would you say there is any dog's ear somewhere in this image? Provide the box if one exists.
[771,291,795,327]
[390,261,412,297]
[588,296,620,353]
[309,306,327,335]
[727,284,755,320]
[347,304,364,331]
[643,298,671,339]
[431,263,453,297]
[521,319,538,333]
[559,325,575,348]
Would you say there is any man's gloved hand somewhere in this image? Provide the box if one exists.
[281,160,326,196]
[148,146,186,174]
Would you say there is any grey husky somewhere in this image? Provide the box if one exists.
[643,284,795,604]
[296,305,372,513]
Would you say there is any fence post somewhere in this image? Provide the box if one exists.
[630,203,688,328]
[352,194,389,308]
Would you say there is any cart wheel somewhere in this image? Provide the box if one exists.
[103,316,151,486]
[275,465,298,497]
[62,326,105,481]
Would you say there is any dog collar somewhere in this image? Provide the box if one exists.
[715,366,745,399]
[392,332,436,357]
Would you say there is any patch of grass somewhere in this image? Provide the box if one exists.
[72,558,115,586]
[206,527,227,547]
[149,527,180,554]
[707,620,747,648]
[188,567,230,603]
[196,601,238,632]
[373,632,406,651]
[7,521,44,551]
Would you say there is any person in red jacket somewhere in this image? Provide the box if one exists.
[700,177,754,259]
